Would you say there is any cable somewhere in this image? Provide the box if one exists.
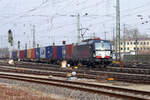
[80,0,105,10]
[85,1,150,26]
[1,0,150,41]
[0,0,50,27]
[54,0,78,14]
[83,1,150,29]
[35,22,76,34]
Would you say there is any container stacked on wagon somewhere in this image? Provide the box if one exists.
[8,38,113,67]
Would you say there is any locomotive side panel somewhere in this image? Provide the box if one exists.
[73,44,93,61]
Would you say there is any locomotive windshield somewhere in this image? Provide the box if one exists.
[95,42,111,50]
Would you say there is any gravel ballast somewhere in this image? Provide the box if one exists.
[0,78,122,100]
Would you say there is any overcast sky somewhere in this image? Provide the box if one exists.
[0,0,150,49]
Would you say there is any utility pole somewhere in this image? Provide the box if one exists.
[135,30,138,64]
[104,32,107,40]
[71,13,89,43]
[113,28,115,42]
[18,41,20,50]
[116,0,121,61]
[93,32,96,39]
[8,29,13,59]
[1,36,2,48]
[123,24,126,54]
[25,43,27,50]
[77,13,80,43]
[18,41,20,59]
[37,44,39,48]
[112,28,115,52]
[32,25,36,48]
[115,30,118,61]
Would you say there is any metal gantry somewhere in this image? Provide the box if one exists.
[70,13,89,43]
[116,0,121,61]
[77,13,81,43]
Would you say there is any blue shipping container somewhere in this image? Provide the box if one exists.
[46,46,53,59]
[24,50,27,58]
[35,48,40,58]
[40,47,46,58]
[12,51,15,59]
[11,51,13,59]
[56,46,63,59]
[12,51,17,59]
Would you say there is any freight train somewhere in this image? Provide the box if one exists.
[0,48,9,59]
[1,38,112,67]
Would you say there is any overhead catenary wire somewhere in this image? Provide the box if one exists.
[0,0,150,25]
[85,1,150,26]
[87,2,150,29]
[1,0,150,48]
[0,0,149,28]
[0,0,50,27]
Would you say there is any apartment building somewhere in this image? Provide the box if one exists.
[120,38,150,54]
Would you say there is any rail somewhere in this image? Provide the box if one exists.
[0,73,149,100]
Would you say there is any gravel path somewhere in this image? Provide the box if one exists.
[0,83,57,100]
[0,78,121,100]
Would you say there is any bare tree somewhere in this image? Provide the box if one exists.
[121,28,149,39]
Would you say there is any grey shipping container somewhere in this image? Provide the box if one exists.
[0,48,9,58]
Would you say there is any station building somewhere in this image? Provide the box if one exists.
[119,38,150,54]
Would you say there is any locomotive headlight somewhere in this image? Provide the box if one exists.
[93,54,96,57]
[95,51,101,56]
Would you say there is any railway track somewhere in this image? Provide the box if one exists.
[105,67,150,75]
[0,65,150,83]
[15,62,150,75]
[0,72,149,100]
[124,62,150,69]
[1,60,150,83]
[1,60,150,75]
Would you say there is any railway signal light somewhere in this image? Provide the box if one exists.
[18,41,20,49]
[62,41,66,45]
[8,29,13,46]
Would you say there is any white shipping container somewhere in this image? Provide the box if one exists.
[40,47,46,58]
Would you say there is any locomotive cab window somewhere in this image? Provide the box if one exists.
[95,42,111,50]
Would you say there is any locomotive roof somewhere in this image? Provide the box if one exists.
[77,39,110,45]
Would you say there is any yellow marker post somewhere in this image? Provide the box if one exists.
[74,66,78,69]
[108,78,114,81]
[78,63,83,67]
[66,72,72,77]
[107,78,115,83]
[120,61,124,67]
